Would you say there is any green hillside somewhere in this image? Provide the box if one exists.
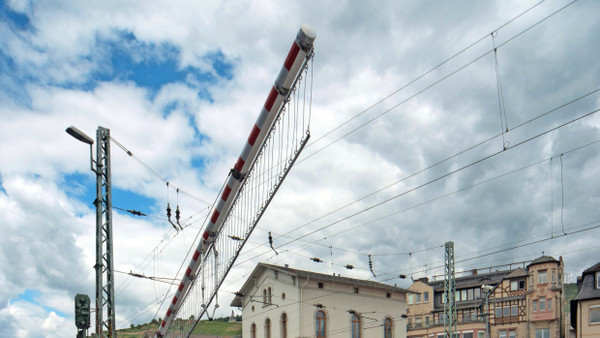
[564,282,578,312]
[116,319,242,338]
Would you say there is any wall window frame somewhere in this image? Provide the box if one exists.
[351,314,361,338]
[281,312,287,338]
[538,270,548,284]
[383,317,392,338]
[316,310,326,338]
[264,318,271,338]
[535,328,550,338]
[590,305,600,325]
[539,297,546,311]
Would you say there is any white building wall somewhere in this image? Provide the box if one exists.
[239,267,407,338]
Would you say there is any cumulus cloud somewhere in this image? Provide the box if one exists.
[0,0,599,336]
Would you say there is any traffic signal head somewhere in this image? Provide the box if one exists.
[74,294,91,329]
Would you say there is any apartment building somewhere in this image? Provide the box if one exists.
[232,263,409,338]
[570,261,600,337]
[406,255,564,338]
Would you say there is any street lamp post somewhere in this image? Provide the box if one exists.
[67,126,116,338]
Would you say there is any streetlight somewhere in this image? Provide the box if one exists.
[66,125,116,338]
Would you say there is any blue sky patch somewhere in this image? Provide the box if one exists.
[0,3,32,31]
[15,289,68,318]
[92,31,235,100]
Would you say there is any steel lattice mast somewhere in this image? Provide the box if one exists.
[95,127,116,337]
[157,25,316,337]
[443,241,457,338]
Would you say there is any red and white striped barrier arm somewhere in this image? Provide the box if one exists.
[157,24,315,337]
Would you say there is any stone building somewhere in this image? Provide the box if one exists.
[405,255,564,338]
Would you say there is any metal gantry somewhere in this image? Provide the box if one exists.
[443,241,457,338]
[94,127,116,337]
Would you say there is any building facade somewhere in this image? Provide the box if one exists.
[406,255,564,338]
[570,262,600,337]
[231,263,409,338]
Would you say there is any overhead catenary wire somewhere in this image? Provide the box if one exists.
[224,136,600,280]
[303,0,547,151]
[296,0,579,164]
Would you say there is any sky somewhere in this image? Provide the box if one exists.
[0,0,599,336]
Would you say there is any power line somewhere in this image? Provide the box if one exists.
[297,0,579,164]
[303,0,547,151]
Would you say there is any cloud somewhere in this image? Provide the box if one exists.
[0,0,599,336]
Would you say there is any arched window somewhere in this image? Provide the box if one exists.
[316,310,326,337]
[250,323,256,338]
[264,318,271,338]
[263,288,267,304]
[281,312,287,338]
[383,317,392,338]
[351,314,361,338]
[267,286,272,304]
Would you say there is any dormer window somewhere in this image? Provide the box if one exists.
[596,272,600,289]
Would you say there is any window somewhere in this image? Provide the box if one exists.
[415,316,422,327]
[474,288,481,298]
[316,310,326,337]
[538,270,548,284]
[281,313,287,338]
[384,318,392,338]
[425,315,430,326]
[533,300,538,312]
[264,318,271,338]
[461,289,467,301]
[478,332,485,338]
[351,314,361,338]
[408,294,414,305]
[548,299,552,310]
[535,328,550,338]
[354,287,359,294]
[531,274,535,286]
[511,305,518,316]
[499,330,517,338]
[467,288,474,300]
[463,332,473,338]
[520,280,526,289]
[386,292,391,298]
[251,323,256,338]
[415,293,421,303]
[590,306,600,324]
[511,281,518,291]
[267,287,272,304]
[495,307,502,318]
[263,289,267,303]
[596,272,600,289]
[503,306,510,317]
[318,282,324,289]
[539,298,546,311]
[424,291,429,303]
[552,270,556,283]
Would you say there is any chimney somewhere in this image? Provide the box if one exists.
[472,269,478,276]
[284,264,289,268]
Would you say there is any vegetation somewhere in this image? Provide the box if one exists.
[116,316,241,338]
[564,282,578,313]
